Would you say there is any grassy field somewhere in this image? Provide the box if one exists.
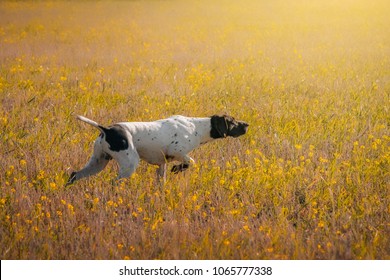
[0,0,389,259]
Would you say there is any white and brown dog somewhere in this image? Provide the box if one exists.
[66,114,248,185]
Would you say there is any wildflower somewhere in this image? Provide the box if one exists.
[295,144,302,150]
[258,226,264,232]
[243,225,250,232]
[319,157,328,163]
[6,165,14,177]
[49,182,57,190]
[1,117,8,125]
[37,170,45,180]
[67,204,75,214]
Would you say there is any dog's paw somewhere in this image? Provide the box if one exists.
[171,163,189,174]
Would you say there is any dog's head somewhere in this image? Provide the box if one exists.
[210,115,249,139]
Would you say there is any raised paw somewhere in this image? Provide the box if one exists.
[171,163,189,174]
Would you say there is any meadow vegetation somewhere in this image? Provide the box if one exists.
[0,0,389,259]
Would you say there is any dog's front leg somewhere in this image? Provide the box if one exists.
[156,163,167,183]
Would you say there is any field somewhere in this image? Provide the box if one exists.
[0,0,389,259]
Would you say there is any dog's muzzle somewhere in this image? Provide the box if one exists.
[231,121,249,138]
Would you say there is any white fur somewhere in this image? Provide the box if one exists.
[67,114,248,185]
[70,115,214,183]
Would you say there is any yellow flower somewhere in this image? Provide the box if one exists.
[67,204,75,214]
[37,170,45,180]
[49,182,57,190]
[319,157,328,163]
[243,225,250,232]
[295,144,302,150]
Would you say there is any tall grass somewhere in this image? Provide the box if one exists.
[0,0,389,259]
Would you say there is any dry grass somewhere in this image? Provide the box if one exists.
[0,0,389,259]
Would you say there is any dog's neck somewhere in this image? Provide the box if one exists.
[190,117,216,144]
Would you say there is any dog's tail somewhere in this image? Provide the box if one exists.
[76,115,106,133]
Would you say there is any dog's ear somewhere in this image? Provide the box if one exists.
[210,115,229,138]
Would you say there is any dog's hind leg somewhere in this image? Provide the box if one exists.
[66,138,111,186]
[113,148,140,181]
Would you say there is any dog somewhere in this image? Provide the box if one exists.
[66,114,248,185]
